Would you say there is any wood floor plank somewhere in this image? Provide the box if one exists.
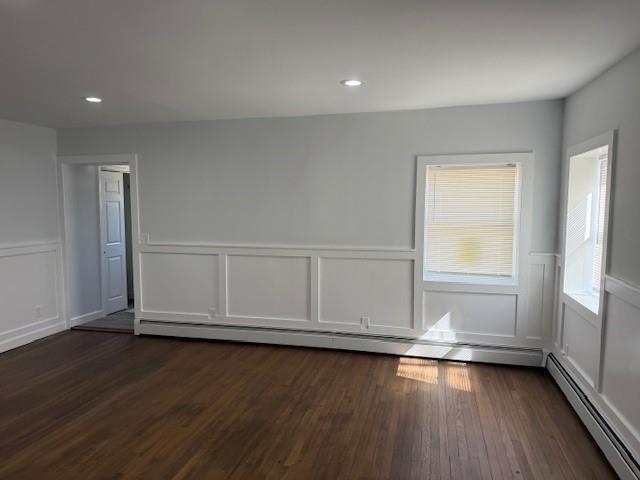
[0,331,617,479]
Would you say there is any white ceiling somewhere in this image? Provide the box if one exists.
[1,0,640,128]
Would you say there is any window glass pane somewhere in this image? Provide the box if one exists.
[424,164,519,279]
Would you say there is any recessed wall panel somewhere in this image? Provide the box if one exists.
[141,253,218,314]
[227,255,310,320]
[0,250,58,332]
[422,290,517,337]
[526,263,545,339]
[319,258,413,330]
[601,295,640,433]
[562,304,599,385]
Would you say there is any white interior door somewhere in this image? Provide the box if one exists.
[100,170,128,314]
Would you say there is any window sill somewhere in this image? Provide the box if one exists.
[564,290,599,314]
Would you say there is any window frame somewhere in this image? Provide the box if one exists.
[415,153,533,287]
[561,131,616,316]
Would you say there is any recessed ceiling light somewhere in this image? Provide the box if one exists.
[340,79,364,87]
[84,96,103,103]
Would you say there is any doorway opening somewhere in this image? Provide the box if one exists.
[59,155,139,334]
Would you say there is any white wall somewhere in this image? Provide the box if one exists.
[58,100,562,252]
[62,164,102,324]
[0,119,64,353]
[555,48,640,470]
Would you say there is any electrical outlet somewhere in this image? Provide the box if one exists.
[34,305,42,319]
[360,316,370,330]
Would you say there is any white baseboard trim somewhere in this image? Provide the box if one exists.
[547,354,640,480]
[0,316,67,354]
[138,320,543,366]
[69,309,105,327]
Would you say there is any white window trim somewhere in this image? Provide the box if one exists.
[415,152,533,287]
[560,131,616,317]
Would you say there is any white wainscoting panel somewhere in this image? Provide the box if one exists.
[136,243,556,351]
[601,294,640,444]
[318,257,414,335]
[561,304,599,386]
[141,252,218,316]
[526,253,556,345]
[227,255,311,322]
[0,242,65,353]
[526,263,546,340]
[422,290,517,341]
[550,274,640,477]
[136,241,557,362]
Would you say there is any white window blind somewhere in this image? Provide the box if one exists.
[592,153,609,291]
[424,164,520,279]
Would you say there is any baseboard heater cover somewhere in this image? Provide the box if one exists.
[138,319,543,367]
[547,353,640,480]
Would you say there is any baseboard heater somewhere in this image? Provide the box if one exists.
[138,319,543,367]
[547,353,640,480]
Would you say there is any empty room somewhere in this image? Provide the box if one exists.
[1,1,639,478]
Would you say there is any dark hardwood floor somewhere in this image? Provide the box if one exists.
[0,331,615,479]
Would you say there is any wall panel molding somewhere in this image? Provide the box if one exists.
[0,240,61,256]
[318,257,414,335]
[605,275,640,310]
[136,243,556,352]
[143,235,416,255]
[0,241,65,353]
[551,273,640,476]
[227,254,311,322]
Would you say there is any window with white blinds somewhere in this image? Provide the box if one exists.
[424,163,520,281]
[563,143,610,314]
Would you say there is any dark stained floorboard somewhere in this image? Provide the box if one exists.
[0,331,616,479]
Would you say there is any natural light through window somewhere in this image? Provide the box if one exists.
[563,145,609,313]
[423,163,521,283]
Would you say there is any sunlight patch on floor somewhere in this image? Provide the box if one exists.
[396,357,439,384]
[396,357,472,392]
[446,362,472,392]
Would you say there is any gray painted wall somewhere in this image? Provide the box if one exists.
[563,48,640,286]
[0,119,58,244]
[58,100,563,253]
[0,119,62,353]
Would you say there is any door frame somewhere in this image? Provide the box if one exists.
[57,154,141,334]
